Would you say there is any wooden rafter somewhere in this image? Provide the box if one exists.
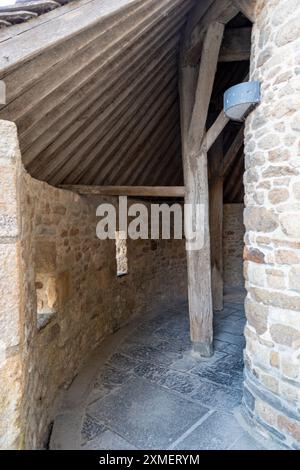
[60,186,185,198]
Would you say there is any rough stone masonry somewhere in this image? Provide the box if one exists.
[243,0,300,450]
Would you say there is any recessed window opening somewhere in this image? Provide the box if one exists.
[115,231,128,277]
[35,273,58,330]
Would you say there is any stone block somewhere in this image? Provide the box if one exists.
[262,166,298,178]
[245,298,268,335]
[281,358,299,380]
[58,271,70,302]
[276,18,300,47]
[0,355,22,449]
[244,247,265,264]
[258,134,280,150]
[277,415,300,443]
[275,250,299,265]
[252,287,300,312]
[292,182,300,201]
[245,262,266,287]
[289,266,300,292]
[0,244,20,349]
[244,207,278,233]
[268,188,289,205]
[35,241,57,273]
[260,374,279,394]
[280,214,300,238]
[256,400,277,427]
[0,121,19,164]
[270,324,300,348]
[270,351,279,369]
[0,166,19,238]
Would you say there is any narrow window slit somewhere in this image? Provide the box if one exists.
[115,231,128,277]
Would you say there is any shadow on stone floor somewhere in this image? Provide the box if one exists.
[51,289,265,450]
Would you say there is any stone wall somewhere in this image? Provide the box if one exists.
[243,0,300,449]
[223,204,244,287]
[0,122,23,449]
[0,120,187,449]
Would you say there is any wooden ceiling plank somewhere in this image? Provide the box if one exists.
[49,67,178,185]
[3,0,173,128]
[0,0,146,70]
[148,133,181,186]
[61,69,179,185]
[22,15,183,165]
[90,83,178,186]
[130,121,180,186]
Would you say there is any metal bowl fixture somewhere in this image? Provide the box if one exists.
[224,81,261,122]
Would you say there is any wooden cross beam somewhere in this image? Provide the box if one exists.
[231,0,257,22]
[223,126,245,176]
[59,185,185,198]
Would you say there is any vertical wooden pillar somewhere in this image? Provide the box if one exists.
[184,146,213,357]
[209,136,224,312]
[180,22,224,357]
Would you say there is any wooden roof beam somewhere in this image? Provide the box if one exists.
[184,0,239,65]
[59,186,185,198]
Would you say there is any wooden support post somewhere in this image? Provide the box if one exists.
[209,137,224,312]
[180,22,224,357]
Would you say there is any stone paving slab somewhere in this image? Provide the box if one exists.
[173,411,243,450]
[88,377,209,449]
[82,430,137,450]
[51,292,266,450]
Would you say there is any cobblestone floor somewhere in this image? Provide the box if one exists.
[51,289,265,450]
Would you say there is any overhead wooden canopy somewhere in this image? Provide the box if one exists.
[0,0,195,187]
[0,0,251,195]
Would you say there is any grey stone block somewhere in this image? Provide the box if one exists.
[81,415,106,443]
[88,377,208,449]
[192,380,243,411]
[173,411,243,450]
[81,430,137,450]
[230,432,265,450]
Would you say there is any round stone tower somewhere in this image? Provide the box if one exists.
[243,0,300,450]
